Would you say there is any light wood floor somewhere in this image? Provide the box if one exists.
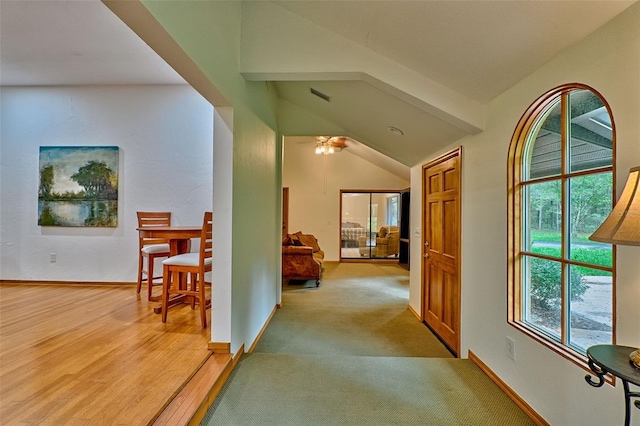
[0,283,212,426]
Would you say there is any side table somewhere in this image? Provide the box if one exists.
[585,344,640,426]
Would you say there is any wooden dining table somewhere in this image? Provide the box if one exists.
[136,225,202,313]
[137,225,202,256]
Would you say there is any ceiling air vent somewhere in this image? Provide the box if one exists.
[310,87,331,102]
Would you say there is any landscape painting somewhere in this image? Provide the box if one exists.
[38,146,119,227]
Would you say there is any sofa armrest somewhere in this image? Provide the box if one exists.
[283,246,314,256]
[375,236,390,246]
[282,244,322,285]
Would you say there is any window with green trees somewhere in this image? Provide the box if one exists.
[508,84,615,364]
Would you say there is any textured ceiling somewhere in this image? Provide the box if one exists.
[0,0,184,86]
[1,0,635,168]
[273,1,634,103]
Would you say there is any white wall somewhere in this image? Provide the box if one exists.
[283,136,409,261]
[230,107,279,353]
[139,0,282,354]
[211,106,234,345]
[0,85,213,282]
[410,4,640,425]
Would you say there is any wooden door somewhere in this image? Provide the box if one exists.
[422,148,461,355]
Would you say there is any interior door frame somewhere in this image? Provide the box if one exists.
[282,187,289,238]
[420,147,462,356]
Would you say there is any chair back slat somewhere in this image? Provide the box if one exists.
[137,212,172,247]
[161,211,212,328]
[199,212,213,273]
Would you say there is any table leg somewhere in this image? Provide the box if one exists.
[622,379,640,426]
[169,239,191,257]
[623,380,631,426]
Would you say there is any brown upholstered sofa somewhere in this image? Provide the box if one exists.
[282,231,324,286]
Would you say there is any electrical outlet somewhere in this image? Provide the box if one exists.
[50,253,57,263]
[506,336,516,361]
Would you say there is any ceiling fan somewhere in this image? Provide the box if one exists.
[314,136,349,154]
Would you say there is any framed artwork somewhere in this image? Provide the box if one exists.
[38,146,119,227]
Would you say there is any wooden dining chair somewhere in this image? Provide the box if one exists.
[161,212,212,328]
[137,211,172,301]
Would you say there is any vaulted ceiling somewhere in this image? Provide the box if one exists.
[1,0,635,168]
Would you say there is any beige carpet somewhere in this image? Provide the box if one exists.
[202,263,535,425]
[254,263,453,358]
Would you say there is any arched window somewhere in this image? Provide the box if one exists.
[507,84,615,366]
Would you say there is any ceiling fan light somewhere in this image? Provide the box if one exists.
[313,135,342,155]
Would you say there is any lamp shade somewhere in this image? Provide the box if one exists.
[589,166,640,245]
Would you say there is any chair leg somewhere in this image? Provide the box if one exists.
[147,254,154,301]
[146,254,170,301]
[161,265,170,323]
[199,277,207,328]
[189,273,197,309]
[137,252,144,294]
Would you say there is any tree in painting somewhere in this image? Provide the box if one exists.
[39,165,55,200]
[70,161,117,200]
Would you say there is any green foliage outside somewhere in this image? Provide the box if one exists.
[529,256,586,309]
[530,230,590,243]
[526,172,612,310]
[528,172,612,236]
[531,245,612,272]
[571,249,613,270]
[528,245,611,310]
